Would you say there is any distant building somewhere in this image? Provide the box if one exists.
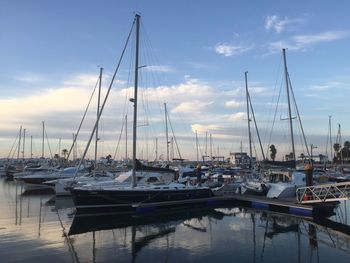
[229,152,256,167]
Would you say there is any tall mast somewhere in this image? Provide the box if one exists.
[205,131,208,157]
[95,67,103,170]
[282,48,296,163]
[17,126,22,159]
[155,137,158,162]
[132,14,140,187]
[22,128,26,159]
[30,135,33,159]
[58,138,61,158]
[164,103,169,162]
[170,137,174,161]
[329,116,333,163]
[245,71,253,168]
[210,133,212,160]
[196,130,199,162]
[125,114,128,161]
[42,121,45,158]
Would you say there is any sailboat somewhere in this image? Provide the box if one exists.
[70,14,213,214]
[264,49,309,198]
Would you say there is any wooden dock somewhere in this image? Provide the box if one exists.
[132,193,337,218]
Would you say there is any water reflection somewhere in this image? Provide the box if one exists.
[66,205,350,262]
[2,176,350,263]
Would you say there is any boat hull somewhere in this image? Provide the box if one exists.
[71,188,214,214]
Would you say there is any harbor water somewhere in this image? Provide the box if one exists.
[0,177,349,263]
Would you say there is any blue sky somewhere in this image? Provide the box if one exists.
[1,0,350,161]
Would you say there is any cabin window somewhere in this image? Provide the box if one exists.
[146,177,159,183]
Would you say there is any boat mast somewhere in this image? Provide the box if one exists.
[42,121,45,158]
[164,103,169,162]
[282,48,296,164]
[94,67,103,171]
[196,130,199,162]
[210,133,212,160]
[155,137,158,162]
[30,135,33,159]
[125,114,128,161]
[22,128,26,159]
[132,14,140,187]
[329,116,333,163]
[245,71,253,168]
[58,138,61,158]
[17,126,22,159]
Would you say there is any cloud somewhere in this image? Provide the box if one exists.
[0,72,274,159]
[191,124,221,134]
[292,31,350,46]
[172,100,213,114]
[225,100,242,109]
[62,73,102,87]
[308,80,344,92]
[309,85,333,91]
[214,43,253,57]
[229,112,246,121]
[144,65,175,73]
[265,15,303,33]
[14,73,46,84]
[268,30,350,53]
[184,62,211,70]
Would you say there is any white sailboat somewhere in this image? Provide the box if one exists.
[265,49,309,199]
[70,14,213,214]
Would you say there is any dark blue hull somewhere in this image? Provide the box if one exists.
[71,187,214,214]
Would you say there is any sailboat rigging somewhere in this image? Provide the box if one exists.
[264,48,310,168]
[70,14,214,214]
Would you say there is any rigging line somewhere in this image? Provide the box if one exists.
[288,74,310,157]
[140,22,167,106]
[7,132,19,159]
[55,209,80,263]
[264,53,283,145]
[44,128,53,159]
[11,142,19,159]
[72,16,136,180]
[113,116,125,160]
[167,111,182,159]
[66,75,100,161]
[248,92,265,160]
[266,77,283,158]
[111,40,134,160]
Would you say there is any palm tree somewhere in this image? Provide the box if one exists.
[270,144,277,161]
[342,141,350,162]
[333,143,341,154]
[61,149,68,159]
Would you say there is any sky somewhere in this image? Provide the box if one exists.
[1,0,350,162]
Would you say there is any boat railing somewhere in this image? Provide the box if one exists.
[296,181,350,204]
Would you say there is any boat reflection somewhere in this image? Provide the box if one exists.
[68,207,224,236]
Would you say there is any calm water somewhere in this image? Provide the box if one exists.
[1,178,350,263]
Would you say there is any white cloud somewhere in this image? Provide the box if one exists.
[292,30,350,46]
[265,15,303,33]
[62,73,101,87]
[215,43,253,57]
[191,124,221,134]
[172,100,213,114]
[268,30,350,53]
[14,73,46,84]
[0,73,273,159]
[308,80,343,92]
[309,85,333,91]
[144,65,175,73]
[225,100,242,109]
[229,112,246,121]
